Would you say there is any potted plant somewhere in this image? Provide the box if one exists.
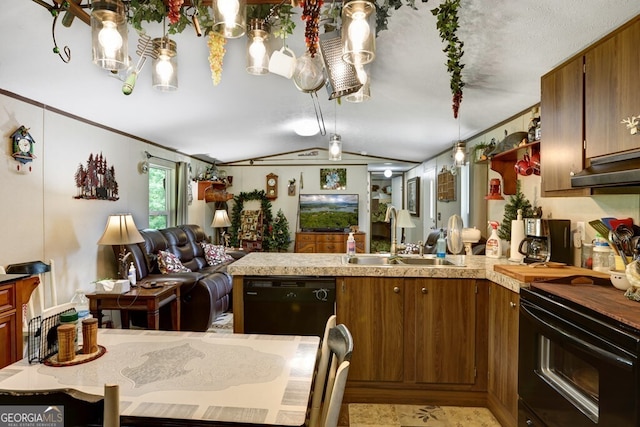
[472,142,490,162]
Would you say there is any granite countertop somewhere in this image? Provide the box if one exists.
[228,253,525,293]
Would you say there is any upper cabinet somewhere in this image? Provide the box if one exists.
[585,19,640,158]
[540,57,590,196]
[540,16,640,196]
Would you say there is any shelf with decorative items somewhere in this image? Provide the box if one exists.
[489,141,540,195]
[197,180,233,202]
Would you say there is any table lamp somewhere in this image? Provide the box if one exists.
[97,213,144,279]
[212,209,231,246]
[396,209,415,245]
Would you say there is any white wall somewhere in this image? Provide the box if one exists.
[0,93,211,304]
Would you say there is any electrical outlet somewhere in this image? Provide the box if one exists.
[576,221,585,240]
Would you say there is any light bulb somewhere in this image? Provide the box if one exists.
[249,37,266,62]
[455,149,465,162]
[218,0,240,26]
[384,169,392,178]
[348,11,370,50]
[98,20,123,56]
[155,56,174,83]
[330,141,341,156]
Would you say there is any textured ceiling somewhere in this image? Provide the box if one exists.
[2,1,639,171]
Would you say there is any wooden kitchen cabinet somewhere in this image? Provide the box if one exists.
[0,275,39,368]
[540,56,590,197]
[294,232,365,254]
[585,18,640,159]
[337,276,488,404]
[487,282,519,427]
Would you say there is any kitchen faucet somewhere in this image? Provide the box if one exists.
[385,205,398,255]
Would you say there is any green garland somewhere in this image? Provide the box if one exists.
[229,190,274,251]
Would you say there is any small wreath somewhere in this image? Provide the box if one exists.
[229,190,274,251]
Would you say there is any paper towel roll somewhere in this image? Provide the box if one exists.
[509,219,525,262]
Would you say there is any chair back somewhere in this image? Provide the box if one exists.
[310,319,353,427]
[0,266,5,274]
[6,260,58,321]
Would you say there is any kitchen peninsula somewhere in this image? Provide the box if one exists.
[228,253,611,427]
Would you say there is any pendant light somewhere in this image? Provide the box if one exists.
[341,0,376,65]
[345,64,371,103]
[91,0,128,71]
[152,37,178,91]
[328,100,342,161]
[246,19,270,75]
[213,0,246,38]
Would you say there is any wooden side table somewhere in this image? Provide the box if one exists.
[87,282,181,331]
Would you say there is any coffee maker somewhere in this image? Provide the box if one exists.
[518,219,572,264]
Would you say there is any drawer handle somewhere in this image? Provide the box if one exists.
[393,287,400,294]
[510,301,517,308]
[421,287,427,294]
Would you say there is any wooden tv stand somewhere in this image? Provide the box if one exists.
[295,232,365,254]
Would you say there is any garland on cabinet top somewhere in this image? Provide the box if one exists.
[34,0,464,115]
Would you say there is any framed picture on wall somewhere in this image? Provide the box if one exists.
[320,168,347,190]
[407,177,420,216]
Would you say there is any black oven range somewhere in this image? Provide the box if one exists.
[519,275,640,427]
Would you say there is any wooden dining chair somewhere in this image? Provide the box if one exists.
[309,314,336,426]
[309,318,354,427]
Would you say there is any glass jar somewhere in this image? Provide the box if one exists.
[581,243,593,269]
[592,244,614,272]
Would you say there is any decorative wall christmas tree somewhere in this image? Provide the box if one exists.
[498,181,533,241]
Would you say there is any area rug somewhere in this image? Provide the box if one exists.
[348,404,500,427]
[208,312,233,333]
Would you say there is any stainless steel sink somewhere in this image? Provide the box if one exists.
[346,256,398,265]
[396,257,456,266]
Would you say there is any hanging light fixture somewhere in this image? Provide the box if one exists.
[246,19,270,75]
[152,37,178,91]
[345,64,371,103]
[213,0,246,38]
[91,0,128,71]
[453,141,466,166]
[328,134,342,161]
[341,0,376,65]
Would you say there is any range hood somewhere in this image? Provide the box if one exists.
[571,150,640,188]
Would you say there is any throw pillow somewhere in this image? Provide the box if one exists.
[201,242,234,266]
[157,250,191,274]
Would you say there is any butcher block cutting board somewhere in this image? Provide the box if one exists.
[493,264,611,283]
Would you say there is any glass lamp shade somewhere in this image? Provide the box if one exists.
[91,0,128,71]
[213,0,246,39]
[152,38,178,92]
[453,141,466,166]
[97,214,144,245]
[246,19,270,75]
[341,0,376,65]
[328,134,342,161]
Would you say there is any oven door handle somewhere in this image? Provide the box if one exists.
[520,302,635,370]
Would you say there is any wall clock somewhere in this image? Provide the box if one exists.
[10,125,36,171]
[266,173,278,200]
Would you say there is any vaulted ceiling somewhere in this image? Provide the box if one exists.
[3,1,640,172]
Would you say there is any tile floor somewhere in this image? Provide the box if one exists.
[344,404,501,427]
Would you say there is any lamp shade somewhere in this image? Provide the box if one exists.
[91,0,128,71]
[152,37,178,92]
[396,209,415,228]
[97,214,144,245]
[246,19,270,75]
[213,0,246,38]
[328,134,342,161]
[341,0,376,65]
[211,210,231,228]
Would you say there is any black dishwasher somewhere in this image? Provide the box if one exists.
[243,276,336,337]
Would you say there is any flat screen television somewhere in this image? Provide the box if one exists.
[299,194,359,232]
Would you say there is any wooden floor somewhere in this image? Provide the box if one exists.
[342,403,501,427]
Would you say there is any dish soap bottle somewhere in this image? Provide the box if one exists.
[128,262,137,286]
[436,229,446,258]
[486,221,502,258]
[346,232,356,256]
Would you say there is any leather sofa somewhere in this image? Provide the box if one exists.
[115,224,238,332]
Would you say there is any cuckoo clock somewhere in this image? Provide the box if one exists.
[11,126,36,171]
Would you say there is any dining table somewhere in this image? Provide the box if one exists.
[0,329,320,426]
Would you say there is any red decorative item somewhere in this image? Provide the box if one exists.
[485,178,504,200]
[300,0,323,57]
[167,0,184,25]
